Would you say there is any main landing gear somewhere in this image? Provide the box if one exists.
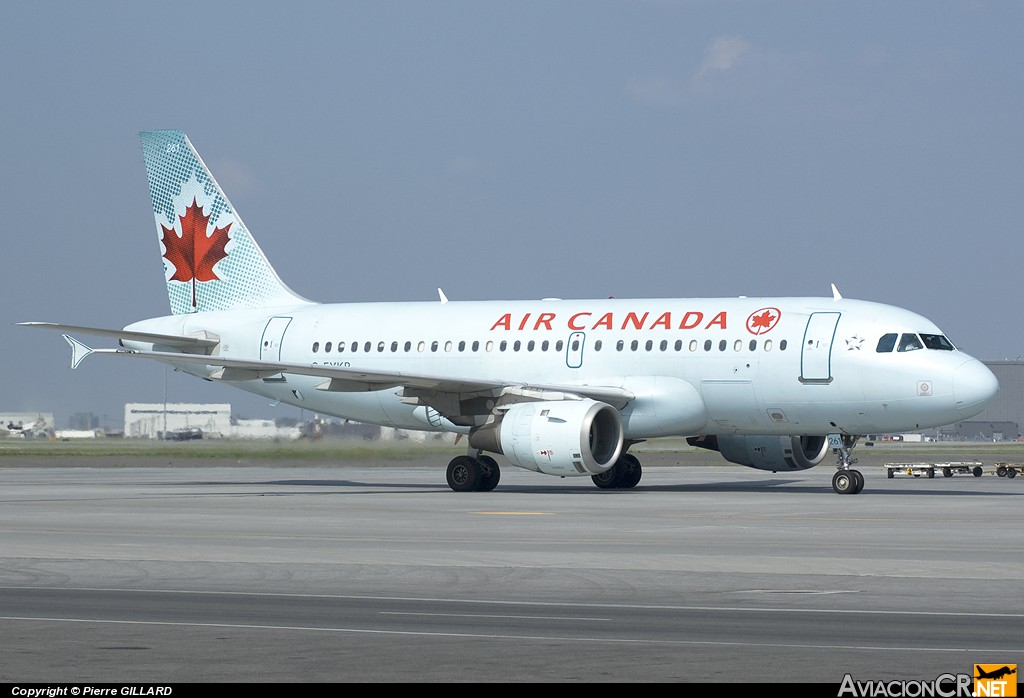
[592,453,643,489]
[831,435,864,495]
[446,453,501,492]
[445,451,644,492]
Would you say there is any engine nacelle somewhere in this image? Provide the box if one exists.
[469,399,623,477]
[688,434,830,472]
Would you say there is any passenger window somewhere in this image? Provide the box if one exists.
[555,341,564,351]
[312,342,319,353]
[391,341,398,352]
[514,340,521,351]
[660,340,668,351]
[749,340,756,351]
[338,342,346,353]
[897,333,923,352]
[542,340,550,351]
[631,340,639,351]
[378,341,385,352]
[689,340,697,352]
[780,340,787,351]
[472,341,479,352]
[486,340,493,352]
[417,341,425,352]
[594,340,602,351]
[734,340,742,351]
[876,333,897,353]
[616,340,624,351]
[351,341,359,353]
[764,339,772,351]
[458,341,466,352]
[527,340,535,351]
[645,340,653,351]
[704,340,712,351]
[719,340,727,351]
[324,342,332,353]
[364,342,371,353]
[444,341,453,352]
[500,341,507,351]
[404,341,411,352]
[431,341,439,352]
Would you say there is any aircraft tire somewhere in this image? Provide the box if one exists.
[832,470,858,495]
[943,467,952,478]
[1008,468,1017,479]
[447,456,481,492]
[477,455,501,492]
[850,469,864,494]
[997,465,1007,477]
[619,454,642,488]
[592,462,623,489]
[973,466,983,477]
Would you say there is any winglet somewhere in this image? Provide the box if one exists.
[831,283,842,301]
[438,288,449,304]
[62,334,94,370]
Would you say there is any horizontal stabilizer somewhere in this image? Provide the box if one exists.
[62,334,94,370]
[18,322,219,348]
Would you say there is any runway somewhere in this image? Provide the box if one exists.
[0,450,1021,683]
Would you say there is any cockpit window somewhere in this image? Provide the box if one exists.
[897,333,924,352]
[876,333,897,353]
[921,333,955,351]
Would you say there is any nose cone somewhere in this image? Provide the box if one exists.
[954,359,999,415]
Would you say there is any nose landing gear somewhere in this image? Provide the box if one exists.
[830,434,864,495]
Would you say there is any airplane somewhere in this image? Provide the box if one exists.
[975,666,1017,680]
[21,130,999,495]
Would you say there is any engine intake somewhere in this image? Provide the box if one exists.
[688,434,830,472]
[470,399,623,477]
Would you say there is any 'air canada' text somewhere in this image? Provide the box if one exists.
[489,311,730,332]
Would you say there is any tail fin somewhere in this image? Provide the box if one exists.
[141,130,310,315]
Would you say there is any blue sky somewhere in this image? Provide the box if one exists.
[2,1,1022,428]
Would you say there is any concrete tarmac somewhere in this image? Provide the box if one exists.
[0,446,1022,683]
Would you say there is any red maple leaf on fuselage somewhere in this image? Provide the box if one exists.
[161,198,231,308]
[750,311,775,329]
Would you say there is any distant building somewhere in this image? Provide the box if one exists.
[125,403,232,439]
[1,412,55,439]
[938,421,1017,441]
[68,412,100,430]
[971,361,1024,439]
[124,403,302,440]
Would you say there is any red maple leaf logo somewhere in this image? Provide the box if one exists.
[161,198,231,308]
[745,307,781,335]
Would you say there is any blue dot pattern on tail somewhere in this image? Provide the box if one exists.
[141,130,308,315]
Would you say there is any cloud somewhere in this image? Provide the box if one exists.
[627,35,756,107]
[695,35,752,79]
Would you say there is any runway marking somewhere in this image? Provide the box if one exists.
[1,615,1021,654]
[742,589,859,595]
[471,511,554,516]
[3,586,1023,619]
[380,612,611,621]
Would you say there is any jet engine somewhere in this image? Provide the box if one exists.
[688,434,830,472]
[469,399,623,477]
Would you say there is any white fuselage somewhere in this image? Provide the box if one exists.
[124,296,997,439]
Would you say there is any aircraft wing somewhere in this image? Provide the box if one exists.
[24,324,634,415]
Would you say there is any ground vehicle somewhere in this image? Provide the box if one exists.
[884,462,984,479]
[994,463,1021,478]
